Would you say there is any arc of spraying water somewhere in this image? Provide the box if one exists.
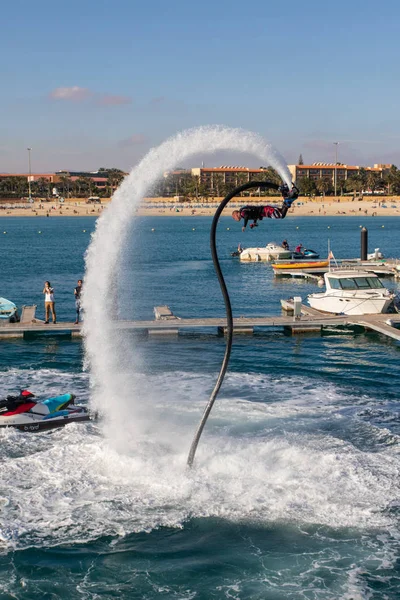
[187,180,281,467]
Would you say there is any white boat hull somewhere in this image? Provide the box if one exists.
[240,245,292,262]
[308,292,394,315]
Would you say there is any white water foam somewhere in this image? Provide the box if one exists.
[0,369,399,553]
[0,363,398,600]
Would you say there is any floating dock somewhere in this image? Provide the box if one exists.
[272,262,399,279]
[1,305,400,342]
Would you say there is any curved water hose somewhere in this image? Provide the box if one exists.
[187,180,281,467]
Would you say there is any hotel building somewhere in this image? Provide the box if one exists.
[288,163,391,185]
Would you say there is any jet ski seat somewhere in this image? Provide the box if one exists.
[33,393,75,415]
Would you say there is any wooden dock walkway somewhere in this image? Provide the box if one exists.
[1,306,400,342]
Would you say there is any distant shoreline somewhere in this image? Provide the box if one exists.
[0,196,400,218]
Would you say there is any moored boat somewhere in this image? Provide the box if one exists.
[0,297,19,322]
[307,270,395,315]
[273,260,329,270]
[239,242,292,262]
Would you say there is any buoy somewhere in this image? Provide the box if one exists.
[83,229,86,232]
[296,226,299,229]
[3,231,6,234]
[227,227,230,231]
[192,228,196,231]
[327,226,330,229]
[382,225,385,228]
[38,231,42,234]
[151,228,155,232]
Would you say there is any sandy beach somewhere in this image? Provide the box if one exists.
[1,196,400,217]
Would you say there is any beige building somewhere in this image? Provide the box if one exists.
[288,163,388,185]
[191,166,272,191]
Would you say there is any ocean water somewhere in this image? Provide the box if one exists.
[0,215,399,599]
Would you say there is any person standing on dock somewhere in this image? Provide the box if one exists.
[231,184,298,232]
[43,281,56,324]
[74,279,83,324]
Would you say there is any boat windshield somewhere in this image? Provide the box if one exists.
[328,276,384,290]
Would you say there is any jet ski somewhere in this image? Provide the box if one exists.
[291,248,320,259]
[0,390,91,432]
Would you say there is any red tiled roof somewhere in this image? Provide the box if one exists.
[294,165,381,171]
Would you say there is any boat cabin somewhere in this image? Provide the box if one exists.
[325,272,385,291]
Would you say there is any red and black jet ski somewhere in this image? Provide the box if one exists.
[0,390,91,432]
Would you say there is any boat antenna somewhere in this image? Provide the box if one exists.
[328,238,331,272]
[187,179,282,467]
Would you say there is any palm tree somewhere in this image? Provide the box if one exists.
[383,165,399,194]
[298,177,316,197]
[366,172,381,195]
[107,169,125,195]
[58,174,72,198]
[345,177,362,195]
[75,178,90,197]
[212,174,225,197]
[358,168,367,191]
[316,179,331,197]
[36,177,52,198]
[0,176,27,196]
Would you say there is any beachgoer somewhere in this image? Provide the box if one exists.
[232,184,298,232]
[43,281,56,324]
[282,239,289,250]
[74,279,83,324]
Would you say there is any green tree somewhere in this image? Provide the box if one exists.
[212,174,225,197]
[344,177,362,194]
[297,177,316,196]
[383,165,399,194]
[0,176,28,197]
[198,181,209,201]
[358,168,367,191]
[107,169,125,195]
[58,174,72,198]
[256,167,281,195]
[75,178,90,197]
[316,179,331,197]
[366,172,382,194]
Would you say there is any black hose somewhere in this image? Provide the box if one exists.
[187,180,281,467]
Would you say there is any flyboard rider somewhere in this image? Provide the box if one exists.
[232,184,299,232]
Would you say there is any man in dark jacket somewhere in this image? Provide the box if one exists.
[232,184,298,231]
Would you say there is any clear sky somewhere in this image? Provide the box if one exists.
[2,0,400,172]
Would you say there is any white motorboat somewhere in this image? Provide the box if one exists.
[307,270,395,315]
[239,242,292,262]
[0,297,19,322]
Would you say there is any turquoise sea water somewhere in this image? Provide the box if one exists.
[0,215,399,599]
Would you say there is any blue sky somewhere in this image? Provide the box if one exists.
[2,0,400,172]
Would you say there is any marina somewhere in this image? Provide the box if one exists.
[1,304,400,341]
[3,1,400,595]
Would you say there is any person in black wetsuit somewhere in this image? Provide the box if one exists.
[232,184,298,232]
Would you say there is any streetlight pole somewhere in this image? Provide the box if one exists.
[27,147,32,202]
[333,142,339,197]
